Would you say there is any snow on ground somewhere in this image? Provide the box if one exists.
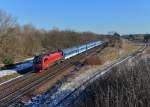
[0,59,33,78]
[46,65,107,107]
[0,70,17,78]
[23,57,34,61]
[25,55,134,107]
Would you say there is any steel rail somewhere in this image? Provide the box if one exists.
[0,43,107,106]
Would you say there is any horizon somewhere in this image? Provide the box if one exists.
[0,0,150,34]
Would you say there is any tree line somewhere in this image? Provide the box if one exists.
[0,10,121,65]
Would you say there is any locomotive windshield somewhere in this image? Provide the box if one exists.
[33,56,42,64]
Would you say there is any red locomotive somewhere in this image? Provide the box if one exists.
[33,50,63,72]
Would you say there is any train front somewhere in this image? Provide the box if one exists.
[33,55,43,72]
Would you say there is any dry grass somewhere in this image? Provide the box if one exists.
[100,47,118,61]
[0,73,20,83]
[84,56,102,65]
[144,45,150,54]
[14,55,31,62]
[98,39,142,64]
[120,39,142,55]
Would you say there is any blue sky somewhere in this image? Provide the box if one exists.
[0,0,149,34]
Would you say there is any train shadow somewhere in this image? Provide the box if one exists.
[71,61,85,72]
[72,61,81,66]
[16,67,34,74]
[0,63,18,70]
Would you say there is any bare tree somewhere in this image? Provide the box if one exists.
[0,10,17,32]
[0,10,17,64]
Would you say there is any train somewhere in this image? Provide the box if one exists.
[33,41,103,72]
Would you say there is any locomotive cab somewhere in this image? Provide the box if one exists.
[33,55,43,72]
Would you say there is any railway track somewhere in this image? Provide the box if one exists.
[0,43,107,106]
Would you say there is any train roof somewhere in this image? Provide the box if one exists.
[34,50,62,59]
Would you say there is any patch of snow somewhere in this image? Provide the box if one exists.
[24,57,34,61]
[24,66,104,107]
[0,60,33,78]
[0,70,16,78]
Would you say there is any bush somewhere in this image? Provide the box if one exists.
[71,58,150,107]
[2,55,14,65]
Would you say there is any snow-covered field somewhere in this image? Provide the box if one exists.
[0,58,33,78]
